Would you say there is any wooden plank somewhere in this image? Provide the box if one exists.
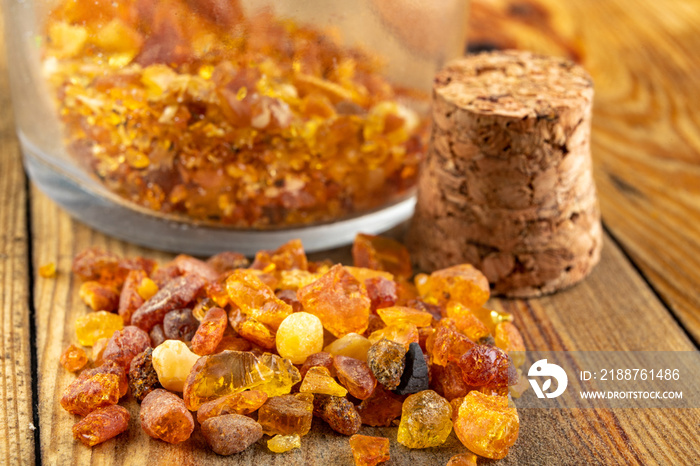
[0,2,36,464]
[30,190,700,464]
[467,0,700,341]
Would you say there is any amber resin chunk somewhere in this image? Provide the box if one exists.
[151,339,200,392]
[349,434,391,466]
[275,312,324,364]
[118,270,148,325]
[324,333,372,362]
[367,338,406,390]
[190,307,228,355]
[101,325,151,370]
[352,233,413,280]
[333,355,377,400]
[200,414,263,456]
[72,405,130,447]
[377,306,433,328]
[458,344,517,389]
[197,390,269,424]
[140,389,194,444]
[494,321,526,367]
[162,308,199,342]
[257,394,314,436]
[268,434,301,453]
[131,275,207,332]
[299,352,336,379]
[300,366,347,397]
[75,311,123,347]
[206,251,249,275]
[251,239,309,273]
[415,264,490,308]
[368,322,419,350]
[226,270,293,330]
[255,353,302,398]
[397,390,453,449]
[313,394,361,436]
[129,348,161,403]
[356,386,405,427]
[454,391,519,459]
[60,372,121,416]
[79,281,120,312]
[365,277,399,311]
[60,344,88,372]
[297,265,371,338]
[447,452,478,466]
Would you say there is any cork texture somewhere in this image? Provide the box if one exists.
[407,50,602,297]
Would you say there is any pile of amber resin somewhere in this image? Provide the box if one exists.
[41,0,428,227]
[59,234,525,463]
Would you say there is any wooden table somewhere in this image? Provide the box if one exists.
[1,0,699,464]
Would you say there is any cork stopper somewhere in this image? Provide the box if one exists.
[407,50,602,298]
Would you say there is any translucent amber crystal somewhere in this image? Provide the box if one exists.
[268,434,301,453]
[238,318,277,349]
[324,333,372,362]
[494,322,526,368]
[80,281,120,312]
[356,385,404,426]
[426,323,476,367]
[275,312,324,364]
[191,307,228,355]
[250,239,308,273]
[278,270,323,291]
[226,270,292,330]
[183,350,274,410]
[430,362,469,401]
[344,266,394,283]
[255,353,302,397]
[397,390,453,449]
[349,434,390,466]
[140,389,195,444]
[368,322,419,350]
[197,390,269,424]
[352,233,413,280]
[365,276,398,311]
[60,344,88,372]
[75,311,124,346]
[300,366,348,397]
[447,452,478,466]
[454,391,519,460]
[458,345,517,389]
[131,275,207,332]
[367,338,406,390]
[257,393,314,436]
[415,264,490,308]
[201,414,263,456]
[60,372,120,416]
[297,265,371,338]
[313,394,361,435]
[92,337,108,365]
[72,404,130,447]
[215,334,253,353]
[445,303,491,342]
[470,307,513,333]
[377,306,433,328]
[333,355,377,400]
[151,340,200,392]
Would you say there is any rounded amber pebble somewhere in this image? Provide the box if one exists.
[151,340,200,392]
[275,312,324,364]
[267,434,301,453]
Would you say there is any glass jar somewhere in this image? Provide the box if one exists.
[4,0,467,254]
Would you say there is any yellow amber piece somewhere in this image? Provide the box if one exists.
[324,333,372,362]
[445,303,491,342]
[397,390,453,449]
[39,262,56,278]
[297,265,371,338]
[136,277,159,300]
[276,312,324,364]
[238,319,277,349]
[352,233,413,280]
[226,270,292,330]
[344,266,394,282]
[47,22,88,58]
[257,393,314,437]
[256,353,302,398]
[299,366,347,397]
[377,306,433,327]
[454,391,519,460]
[368,323,419,350]
[494,322,526,368]
[416,264,490,308]
[75,311,123,346]
[278,270,323,291]
[267,434,301,453]
[152,340,201,392]
[471,307,514,333]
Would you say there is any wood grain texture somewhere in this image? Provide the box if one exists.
[468,0,700,341]
[0,3,36,463]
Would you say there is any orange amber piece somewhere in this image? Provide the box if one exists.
[190,307,228,355]
[494,321,526,367]
[118,269,148,325]
[377,306,433,328]
[201,414,263,456]
[60,372,121,416]
[172,254,219,282]
[445,304,491,342]
[447,452,478,466]
[352,233,413,280]
[72,404,130,447]
[250,239,308,272]
[197,390,269,424]
[427,323,476,367]
[333,355,377,400]
[60,344,88,372]
[79,281,119,312]
[257,393,314,436]
[470,307,514,333]
[38,262,56,278]
[140,389,194,444]
[131,275,207,332]
[430,361,469,401]
[324,333,372,362]
[454,391,519,460]
[349,434,390,466]
[297,265,371,338]
[101,325,151,370]
[313,394,361,435]
[75,311,123,347]
[226,270,292,330]
[458,345,517,389]
[206,251,249,275]
[238,318,277,349]
[299,352,336,379]
[368,323,420,350]
[365,276,398,311]
[415,264,490,308]
[356,385,404,427]
[300,366,347,397]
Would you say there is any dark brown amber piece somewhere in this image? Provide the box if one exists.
[60,372,121,416]
[128,348,161,403]
[458,345,517,388]
[140,389,194,444]
[131,274,207,331]
[257,394,314,436]
[191,307,228,355]
[60,344,88,372]
[197,390,268,424]
[149,324,166,347]
[333,355,377,400]
[79,281,120,312]
[349,434,390,466]
[352,233,413,280]
[201,414,263,456]
[313,394,362,436]
[102,325,151,370]
[356,386,404,427]
[367,338,406,390]
[299,352,336,379]
[119,269,148,324]
[206,251,249,275]
[72,404,130,447]
[297,264,371,338]
[364,276,398,311]
[162,308,199,341]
